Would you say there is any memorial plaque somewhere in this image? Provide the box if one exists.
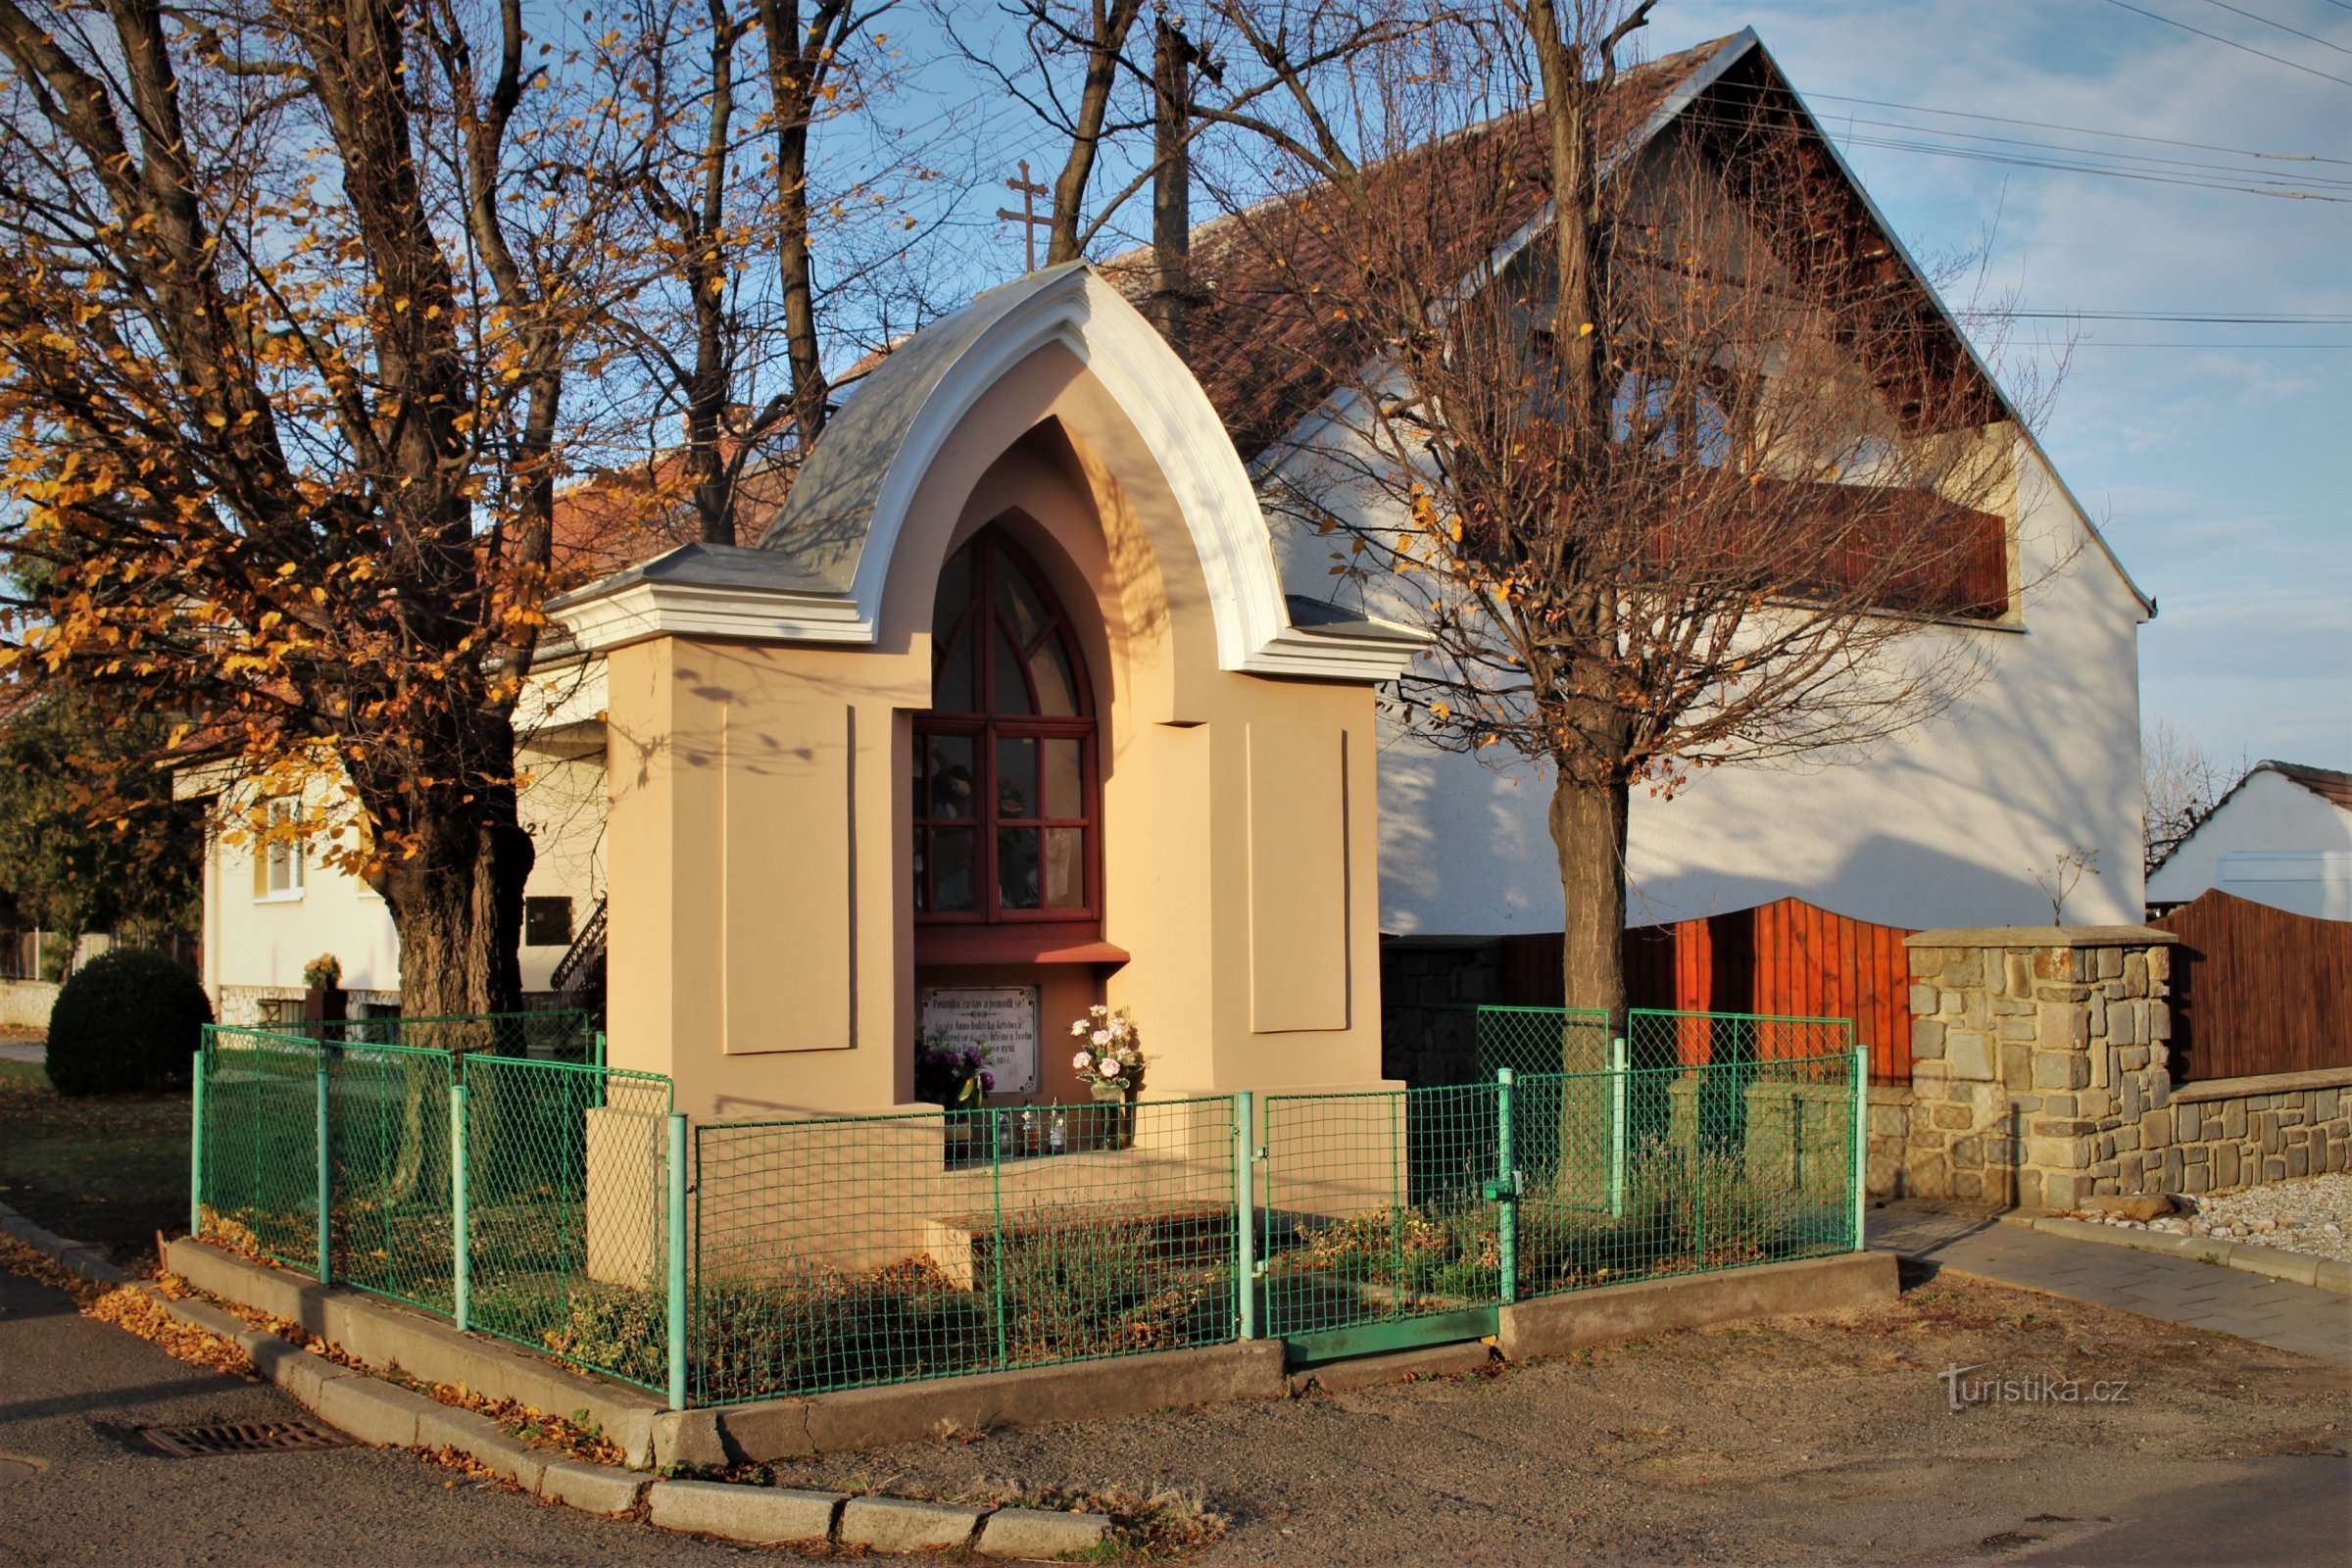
[918,986,1040,1095]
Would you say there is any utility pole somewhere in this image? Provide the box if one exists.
[997,160,1054,274]
[1148,18,1208,356]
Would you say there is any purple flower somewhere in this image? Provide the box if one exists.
[980,1071,996,1092]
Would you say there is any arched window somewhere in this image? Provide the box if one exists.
[913,527,1100,931]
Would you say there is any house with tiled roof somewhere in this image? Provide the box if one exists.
[191,29,2157,1086]
[1106,29,2153,941]
[2147,761,2352,920]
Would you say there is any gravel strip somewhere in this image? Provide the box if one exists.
[2073,1173,2352,1263]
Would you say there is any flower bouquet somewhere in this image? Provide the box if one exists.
[915,1032,996,1109]
[1067,1004,1144,1150]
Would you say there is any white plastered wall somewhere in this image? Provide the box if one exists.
[2146,771,2352,917]
[193,660,615,1003]
[1263,428,2151,935]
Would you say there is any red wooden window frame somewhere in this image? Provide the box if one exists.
[912,526,1102,939]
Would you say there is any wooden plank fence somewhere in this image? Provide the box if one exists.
[2149,889,2352,1083]
[1496,895,1917,1084]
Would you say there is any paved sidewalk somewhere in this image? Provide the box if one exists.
[0,1041,43,1063]
[1869,1204,2351,1365]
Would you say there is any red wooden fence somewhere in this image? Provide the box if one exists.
[2149,890,2352,1083]
[1497,895,1917,1084]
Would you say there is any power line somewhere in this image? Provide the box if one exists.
[1825,128,2352,200]
[2188,0,2352,56]
[2092,0,2352,89]
[1800,93,2352,167]
[2020,339,2352,347]
[1788,110,2352,188]
[2005,311,2352,322]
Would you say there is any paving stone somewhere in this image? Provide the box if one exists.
[975,1506,1114,1559]
[1870,1206,2350,1366]
[837,1495,988,1553]
[647,1480,843,1544]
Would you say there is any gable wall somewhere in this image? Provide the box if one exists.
[2146,771,2352,912]
[1265,417,2149,938]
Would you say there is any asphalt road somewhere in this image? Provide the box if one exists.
[0,1269,754,1568]
[3,1261,2346,1567]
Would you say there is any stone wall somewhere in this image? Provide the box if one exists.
[1895,926,2351,1209]
[1378,937,1500,1086]
[0,979,58,1031]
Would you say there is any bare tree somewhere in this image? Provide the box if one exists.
[1207,6,2056,1039]
[593,0,906,546]
[2142,716,2228,875]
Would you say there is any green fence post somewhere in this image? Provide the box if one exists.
[1234,1091,1257,1341]
[665,1109,688,1410]
[1851,1033,1869,1252]
[593,1031,606,1071]
[188,1047,206,1238]
[1495,1068,1517,1306]
[314,1044,332,1284]
[989,1109,1008,1371]
[451,1072,471,1333]
[1608,1036,1628,1220]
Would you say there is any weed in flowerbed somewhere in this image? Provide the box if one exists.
[688,1211,1238,1403]
[1266,1145,1842,1307]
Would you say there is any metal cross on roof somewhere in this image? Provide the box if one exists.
[996,160,1054,274]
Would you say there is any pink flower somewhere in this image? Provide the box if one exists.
[1072,1051,1094,1071]
[1097,1057,1121,1079]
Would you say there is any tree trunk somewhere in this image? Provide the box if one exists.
[1548,767,1629,1071]
[1146,18,1194,356]
[382,812,534,1022]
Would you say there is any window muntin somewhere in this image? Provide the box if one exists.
[260,798,305,900]
[913,529,1099,925]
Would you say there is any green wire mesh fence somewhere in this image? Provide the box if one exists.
[195,1008,1858,1406]
[1508,1053,1859,1298]
[198,1026,327,1272]
[195,1024,674,1393]
[692,1097,1239,1402]
[1259,1083,1502,1350]
[463,1055,674,1390]
[326,1039,457,1313]
[1476,1005,1611,1078]
[307,1009,598,1062]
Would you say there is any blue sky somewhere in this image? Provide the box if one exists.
[865,1,2350,773]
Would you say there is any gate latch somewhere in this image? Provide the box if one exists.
[1480,1169,1524,1202]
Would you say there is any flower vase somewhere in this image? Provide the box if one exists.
[1086,1080,1135,1151]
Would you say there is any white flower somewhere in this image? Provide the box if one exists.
[1097,1057,1122,1079]
[1069,1020,1087,1036]
[1072,1051,1094,1071]
[1089,1004,1107,1017]
[1090,1029,1111,1048]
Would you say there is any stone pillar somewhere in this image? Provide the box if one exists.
[1901,926,2179,1211]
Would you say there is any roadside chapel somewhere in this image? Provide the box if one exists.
[550,265,1423,1123]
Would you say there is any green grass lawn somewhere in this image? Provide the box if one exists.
[0,1056,189,1266]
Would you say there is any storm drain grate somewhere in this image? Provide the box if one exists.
[140,1420,351,1458]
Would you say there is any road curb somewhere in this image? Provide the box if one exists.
[116,1252,1109,1556]
[0,1200,132,1290]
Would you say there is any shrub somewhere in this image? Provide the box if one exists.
[46,947,212,1097]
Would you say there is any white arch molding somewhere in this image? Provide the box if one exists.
[552,266,1421,682]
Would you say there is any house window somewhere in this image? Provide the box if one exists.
[524,896,575,948]
[1610,369,1733,466]
[912,527,1099,929]
[257,798,304,900]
